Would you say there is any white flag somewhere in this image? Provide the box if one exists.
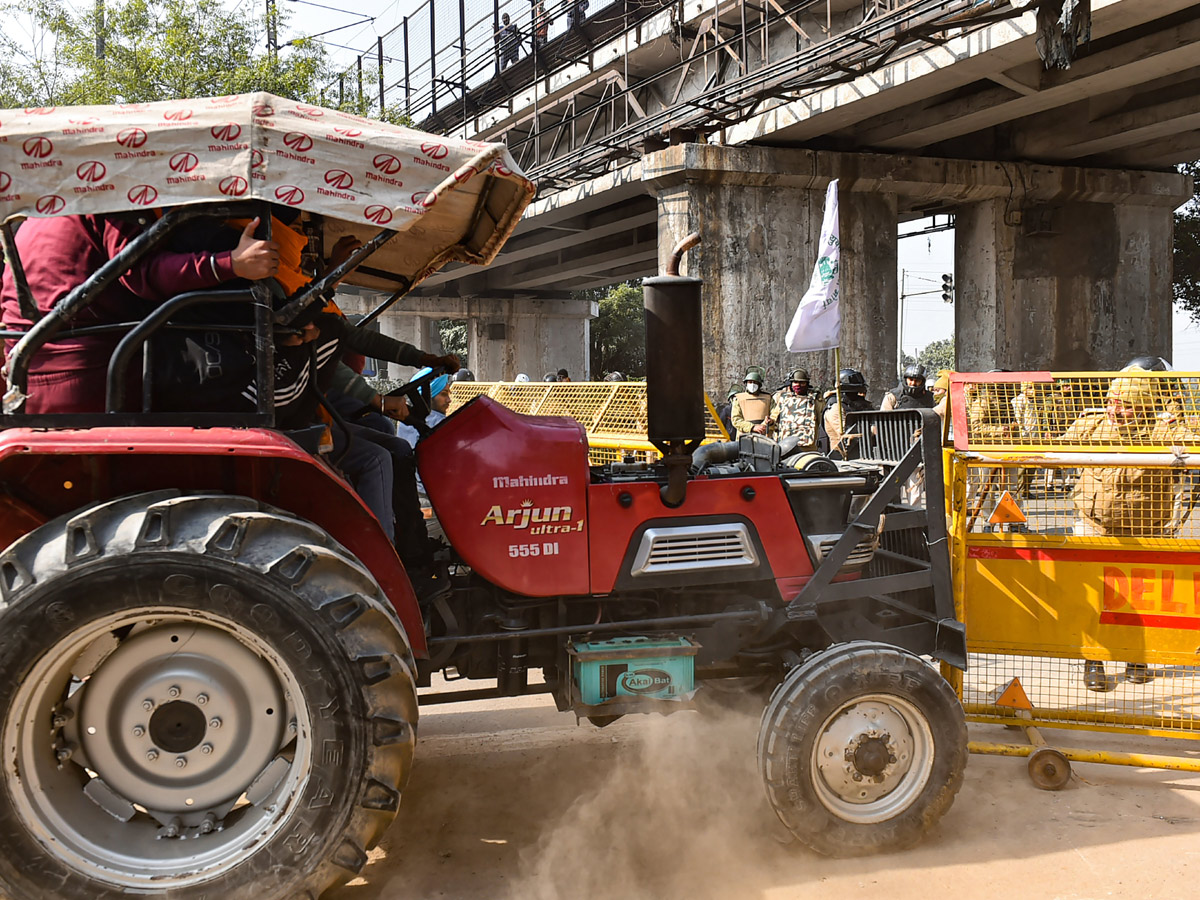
[785,179,840,352]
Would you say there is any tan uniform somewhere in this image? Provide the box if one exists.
[731,391,772,435]
[1065,412,1173,536]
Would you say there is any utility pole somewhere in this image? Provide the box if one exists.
[265,0,278,57]
[94,0,105,61]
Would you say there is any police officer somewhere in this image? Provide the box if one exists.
[882,363,936,410]
[1064,368,1164,691]
[824,368,874,457]
[731,366,773,435]
[772,368,824,451]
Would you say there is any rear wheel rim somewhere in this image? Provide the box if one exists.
[4,606,312,890]
[811,693,934,824]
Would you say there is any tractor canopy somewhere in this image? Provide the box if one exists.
[0,92,534,293]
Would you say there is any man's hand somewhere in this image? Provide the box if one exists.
[373,394,409,421]
[752,422,769,435]
[231,217,280,280]
[420,353,461,374]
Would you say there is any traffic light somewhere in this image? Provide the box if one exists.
[941,273,954,303]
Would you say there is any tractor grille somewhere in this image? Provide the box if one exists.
[810,534,879,570]
[630,524,758,576]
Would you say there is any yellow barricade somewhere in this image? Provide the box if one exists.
[946,370,1200,784]
[449,381,730,464]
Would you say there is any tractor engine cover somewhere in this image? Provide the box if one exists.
[419,396,591,596]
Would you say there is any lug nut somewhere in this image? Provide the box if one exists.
[200,813,216,835]
[163,817,181,838]
[201,743,214,755]
[143,699,155,711]
[175,756,187,769]
[852,772,863,782]
[168,685,181,698]
[52,712,71,728]
[889,754,897,764]
[56,745,74,763]
[146,749,159,761]
[132,725,146,737]
[196,693,209,706]
[209,717,222,730]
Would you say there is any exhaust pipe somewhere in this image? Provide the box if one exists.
[644,232,704,508]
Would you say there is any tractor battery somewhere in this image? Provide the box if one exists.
[568,636,699,714]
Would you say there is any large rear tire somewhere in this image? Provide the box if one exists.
[757,642,966,857]
[0,491,418,900]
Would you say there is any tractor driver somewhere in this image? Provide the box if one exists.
[731,365,773,435]
[1,213,279,414]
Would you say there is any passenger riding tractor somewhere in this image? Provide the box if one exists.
[0,94,968,899]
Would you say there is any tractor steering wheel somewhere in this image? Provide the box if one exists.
[385,366,444,426]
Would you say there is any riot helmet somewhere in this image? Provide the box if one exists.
[838,368,867,394]
[603,371,625,382]
[1124,356,1172,372]
[453,368,476,382]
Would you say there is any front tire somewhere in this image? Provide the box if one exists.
[757,642,967,856]
[0,491,418,900]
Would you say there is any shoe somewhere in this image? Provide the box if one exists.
[1084,660,1116,693]
[1125,663,1154,684]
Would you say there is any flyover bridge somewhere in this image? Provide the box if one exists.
[330,0,1197,397]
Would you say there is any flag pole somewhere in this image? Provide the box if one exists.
[834,346,844,454]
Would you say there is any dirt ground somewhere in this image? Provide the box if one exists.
[325,686,1200,900]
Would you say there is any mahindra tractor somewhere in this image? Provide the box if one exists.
[0,95,967,900]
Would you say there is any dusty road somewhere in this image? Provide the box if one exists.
[328,686,1200,900]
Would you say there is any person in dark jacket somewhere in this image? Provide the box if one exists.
[881,363,936,410]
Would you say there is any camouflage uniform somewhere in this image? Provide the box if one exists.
[771,390,824,451]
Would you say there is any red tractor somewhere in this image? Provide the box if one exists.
[0,98,967,899]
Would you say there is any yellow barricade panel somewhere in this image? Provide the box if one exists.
[950,371,1200,738]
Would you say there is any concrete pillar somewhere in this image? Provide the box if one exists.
[468,301,593,381]
[956,198,1175,371]
[653,170,897,404]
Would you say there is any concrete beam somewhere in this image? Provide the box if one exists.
[383,296,594,318]
[643,143,1193,209]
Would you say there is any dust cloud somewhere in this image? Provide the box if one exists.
[505,703,800,900]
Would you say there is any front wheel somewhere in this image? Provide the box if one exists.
[757,642,967,856]
[0,491,418,900]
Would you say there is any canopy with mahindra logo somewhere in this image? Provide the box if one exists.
[0,93,534,291]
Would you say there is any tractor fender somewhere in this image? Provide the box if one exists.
[0,426,427,657]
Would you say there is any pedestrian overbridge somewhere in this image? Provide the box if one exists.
[329,0,1198,392]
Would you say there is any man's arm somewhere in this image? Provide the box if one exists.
[103,216,279,302]
[880,392,897,412]
[319,314,460,372]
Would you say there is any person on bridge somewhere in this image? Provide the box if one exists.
[881,363,936,411]
[731,366,773,436]
[533,1,550,49]
[496,13,522,70]
[824,367,874,458]
[772,368,824,452]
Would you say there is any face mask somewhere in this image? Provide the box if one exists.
[745,382,761,394]
[790,382,808,395]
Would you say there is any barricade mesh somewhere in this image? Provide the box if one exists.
[448,381,727,464]
[962,653,1200,737]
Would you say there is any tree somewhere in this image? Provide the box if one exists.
[438,319,468,366]
[0,0,328,108]
[587,282,646,378]
[1175,161,1200,321]
[916,337,955,373]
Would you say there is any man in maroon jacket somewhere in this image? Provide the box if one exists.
[1,213,279,413]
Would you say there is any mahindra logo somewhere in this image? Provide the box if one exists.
[24,106,55,115]
[420,142,448,160]
[296,105,324,117]
[116,127,147,148]
[0,171,10,192]
[324,169,353,189]
[169,152,199,173]
[250,149,264,169]
[208,95,240,106]
[76,160,107,183]
[333,126,362,137]
[219,175,248,197]
[364,205,393,225]
[372,153,402,175]
[283,132,313,152]
[411,191,436,208]
[253,103,275,117]
[163,108,193,121]
[492,162,513,176]
[127,184,159,206]
[68,116,98,125]
[22,137,53,158]
[453,165,477,183]
[275,184,304,205]
[211,122,242,141]
[35,194,65,214]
